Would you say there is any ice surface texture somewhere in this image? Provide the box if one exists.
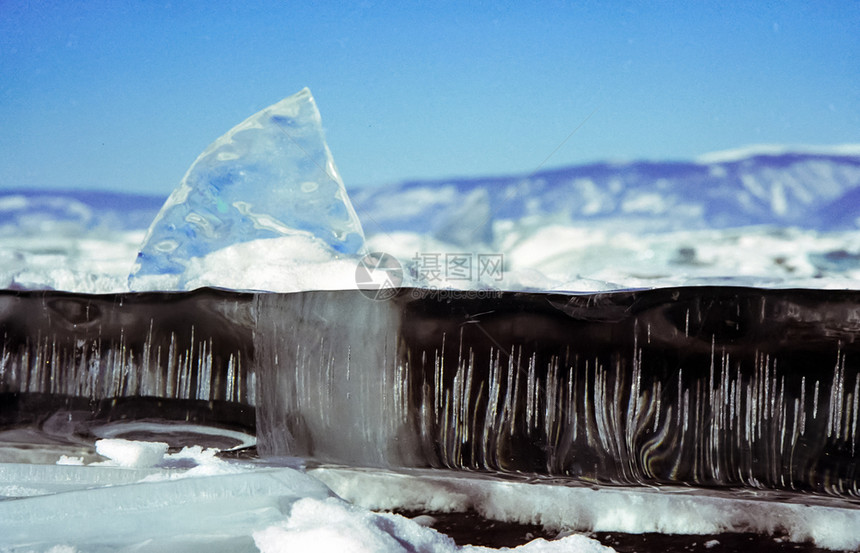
[0,466,333,550]
[130,88,365,288]
[0,460,616,552]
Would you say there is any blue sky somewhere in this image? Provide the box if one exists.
[1,1,858,194]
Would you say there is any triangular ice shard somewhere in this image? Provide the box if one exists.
[130,88,365,289]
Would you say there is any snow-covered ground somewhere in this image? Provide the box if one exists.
[0,206,858,294]
[2,439,858,552]
[0,439,618,552]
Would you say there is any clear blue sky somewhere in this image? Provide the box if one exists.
[1,1,858,194]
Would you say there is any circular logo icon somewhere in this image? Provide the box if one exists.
[355,252,403,300]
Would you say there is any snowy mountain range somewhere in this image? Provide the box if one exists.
[351,146,860,244]
[1,146,858,243]
[0,190,163,236]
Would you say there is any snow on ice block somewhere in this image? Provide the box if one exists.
[94,438,168,467]
[312,467,860,551]
[252,495,616,553]
[130,88,365,290]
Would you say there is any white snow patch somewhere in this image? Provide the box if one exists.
[311,467,860,552]
[367,185,459,220]
[45,546,79,553]
[2,440,616,553]
[132,233,362,293]
[696,143,860,164]
[55,455,85,466]
[93,439,168,468]
[253,496,614,553]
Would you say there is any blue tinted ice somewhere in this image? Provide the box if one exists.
[130,88,365,287]
[0,466,333,548]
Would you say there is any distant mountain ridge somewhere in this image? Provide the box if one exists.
[0,190,164,235]
[351,147,860,243]
[1,147,858,242]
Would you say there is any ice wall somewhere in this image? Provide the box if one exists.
[0,289,256,447]
[255,287,860,498]
[2,287,858,498]
[253,292,424,466]
[130,88,365,290]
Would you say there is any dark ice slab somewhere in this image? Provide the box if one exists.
[0,289,257,444]
[1,286,858,498]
